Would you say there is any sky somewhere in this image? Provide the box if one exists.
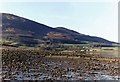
[0,0,118,42]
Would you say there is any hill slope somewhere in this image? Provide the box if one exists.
[1,13,116,46]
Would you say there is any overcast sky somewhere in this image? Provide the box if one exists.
[0,1,118,42]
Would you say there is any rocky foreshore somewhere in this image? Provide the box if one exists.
[1,47,120,81]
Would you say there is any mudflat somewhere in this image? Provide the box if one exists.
[1,47,120,80]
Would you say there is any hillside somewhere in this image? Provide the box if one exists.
[1,13,116,46]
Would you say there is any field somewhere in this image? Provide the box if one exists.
[1,46,120,81]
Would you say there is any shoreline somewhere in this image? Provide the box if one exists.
[45,53,120,61]
[1,46,120,80]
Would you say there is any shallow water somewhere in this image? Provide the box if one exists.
[2,58,120,80]
[87,47,119,57]
[2,47,120,81]
[2,70,119,80]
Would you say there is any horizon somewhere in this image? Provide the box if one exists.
[0,2,118,42]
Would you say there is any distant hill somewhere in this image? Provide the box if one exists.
[1,13,116,46]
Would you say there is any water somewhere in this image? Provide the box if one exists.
[87,47,119,57]
[2,47,120,80]
[3,70,119,80]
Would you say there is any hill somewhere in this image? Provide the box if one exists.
[1,13,116,47]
